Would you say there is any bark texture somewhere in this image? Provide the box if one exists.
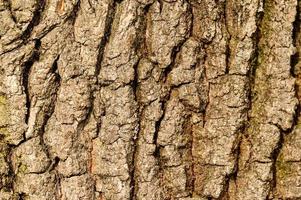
[0,0,301,199]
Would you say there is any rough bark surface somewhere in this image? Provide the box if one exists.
[0,0,301,199]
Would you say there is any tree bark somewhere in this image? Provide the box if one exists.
[0,0,301,199]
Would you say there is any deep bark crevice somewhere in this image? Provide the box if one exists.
[6,0,17,24]
[162,37,190,83]
[248,0,265,105]
[270,124,284,194]
[68,0,81,26]
[223,0,231,75]
[4,145,14,193]
[9,0,45,45]
[39,55,61,161]
[129,58,141,200]
[183,115,195,197]
[201,44,210,129]
[23,39,41,125]
[290,0,301,127]
[55,171,62,199]
[18,192,27,200]
[153,100,165,160]
[95,1,118,78]
[0,0,45,55]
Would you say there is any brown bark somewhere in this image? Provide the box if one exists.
[0,0,301,199]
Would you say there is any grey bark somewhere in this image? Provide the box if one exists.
[0,0,301,199]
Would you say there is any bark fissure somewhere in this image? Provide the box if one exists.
[271,125,284,193]
[66,0,81,26]
[291,0,301,126]
[129,58,141,200]
[23,39,41,125]
[95,1,118,78]
[80,0,117,136]
[40,55,61,161]
[6,0,17,24]
[7,0,45,45]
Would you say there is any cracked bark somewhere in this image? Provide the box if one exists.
[1,0,301,199]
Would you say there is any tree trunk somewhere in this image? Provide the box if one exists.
[0,0,300,199]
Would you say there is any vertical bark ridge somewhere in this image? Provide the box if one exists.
[233,0,298,199]
[130,4,154,199]
[273,0,301,199]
